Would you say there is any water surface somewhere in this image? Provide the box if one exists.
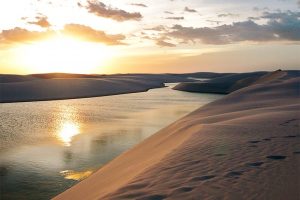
[0,83,222,199]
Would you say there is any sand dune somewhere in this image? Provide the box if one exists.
[0,72,238,103]
[54,70,300,200]
[173,70,300,94]
[173,72,233,79]
[252,69,287,84]
[0,74,40,83]
[173,71,268,94]
[0,74,191,103]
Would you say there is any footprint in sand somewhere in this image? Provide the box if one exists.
[191,175,215,181]
[280,119,299,126]
[263,138,272,141]
[138,194,166,200]
[283,135,299,138]
[215,153,226,157]
[225,171,243,178]
[248,145,258,148]
[172,187,194,193]
[246,162,264,167]
[248,140,261,144]
[266,155,286,160]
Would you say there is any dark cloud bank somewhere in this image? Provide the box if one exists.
[166,11,300,45]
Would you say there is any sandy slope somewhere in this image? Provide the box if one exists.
[55,71,300,200]
[173,71,268,94]
[173,70,298,94]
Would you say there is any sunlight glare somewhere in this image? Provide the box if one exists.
[60,170,93,181]
[58,122,80,146]
[15,35,114,74]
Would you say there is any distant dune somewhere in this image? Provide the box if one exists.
[0,74,39,83]
[0,74,194,103]
[173,71,268,94]
[173,72,234,79]
[55,70,300,200]
[28,72,232,80]
[0,72,235,103]
[173,70,300,94]
[30,73,100,79]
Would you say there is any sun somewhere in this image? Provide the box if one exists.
[14,35,114,74]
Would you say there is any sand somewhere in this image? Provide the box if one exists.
[54,70,300,200]
[0,72,234,103]
[0,74,192,103]
[173,70,292,94]
[0,74,39,83]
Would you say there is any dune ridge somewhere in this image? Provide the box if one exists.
[1,72,233,103]
[173,70,299,94]
[55,70,300,200]
[0,74,192,103]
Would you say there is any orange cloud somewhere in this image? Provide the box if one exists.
[0,24,125,45]
[28,16,51,28]
[63,24,125,45]
[0,28,54,43]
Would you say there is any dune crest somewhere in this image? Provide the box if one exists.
[173,70,298,94]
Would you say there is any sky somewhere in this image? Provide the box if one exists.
[0,0,299,74]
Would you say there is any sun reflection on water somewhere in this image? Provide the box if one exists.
[60,169,93,181]
[58,122,80,146]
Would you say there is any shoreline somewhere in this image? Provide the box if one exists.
[54,71,300,200]
[0,74,192,103]
[0,72,235,103]
[0,85,165,104]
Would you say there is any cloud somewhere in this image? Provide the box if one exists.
[166,16,184,20]
[164,11,174,14]
[248,17,260,20]
[184,7,197,13]
[0,28,54,43]
[80,0,142,22]
[156,39,176,47]
[253,6,269,11]
[206,20,222,25]
[0,24,125,45]
[145,25,167,31]
[130,3,147,7]
[63,24,125,45]
[28,16,51,28]
[166,11,300,44]
[261,10,300,20]
[217,13,239,18]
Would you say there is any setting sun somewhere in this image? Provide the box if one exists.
[14,35,114,74]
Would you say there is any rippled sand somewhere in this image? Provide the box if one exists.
[55,70,300,200]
